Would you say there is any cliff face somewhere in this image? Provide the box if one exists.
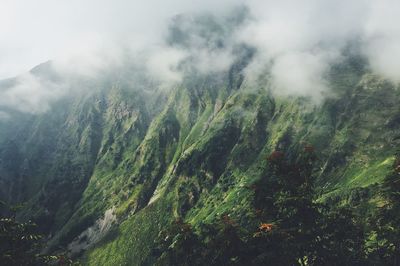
[0,52,399,265]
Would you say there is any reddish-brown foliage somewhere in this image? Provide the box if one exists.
[267,151,284,162]
[245,184,259,191]
[221,214,238,227]
[304,145,315,153]
[259,223,274,232]
[174,218,192,233]
[255,209,263,217]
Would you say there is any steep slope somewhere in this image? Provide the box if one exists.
[0,64,168,236]
[82,65,399,264]
[0,58,397,264]
[1,49,399,266]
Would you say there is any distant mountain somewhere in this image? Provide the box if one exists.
[1,13,400,266]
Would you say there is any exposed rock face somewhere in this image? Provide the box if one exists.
[68,207,116,256]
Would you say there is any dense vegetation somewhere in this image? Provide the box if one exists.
[0,202,73,265]
[151,150,400,265]
[0,34,399,264]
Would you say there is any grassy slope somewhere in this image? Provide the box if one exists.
[1,59,399,265]
[82,72,400,265]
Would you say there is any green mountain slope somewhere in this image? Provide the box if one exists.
[1,51,399,265]
[82,70,400,265]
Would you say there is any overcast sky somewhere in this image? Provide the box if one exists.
[1,0,400,113]
[0,0,247,79]
[1,0,400,78]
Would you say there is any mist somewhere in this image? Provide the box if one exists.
[1,0,400,114]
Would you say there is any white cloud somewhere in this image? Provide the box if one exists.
[145,46,188,84]
[1,0,400,112]
[0,73,66,113]
[270,52,331,101]
[363,0,400,82]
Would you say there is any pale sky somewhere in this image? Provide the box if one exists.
[0,0,241,78]
[1,0,400,113]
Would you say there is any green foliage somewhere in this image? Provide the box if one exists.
[250,149,366,265]
[152,148,369,266]
[153,215,250,266]
[153,218,204,266]
[367,155,400,264]
[0,217,45,265]
[1,58,400,266]
[0,202,74,265]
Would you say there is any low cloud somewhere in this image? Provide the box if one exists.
[0,73,67,114]
[363,0,400,82]
[0,111,10,121]
[145,46,188,84]
[270,52,332,101]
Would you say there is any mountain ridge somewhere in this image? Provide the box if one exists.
[0,52,399,264]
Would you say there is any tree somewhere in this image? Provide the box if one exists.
[198,215,249,265]
[250,147,366,265]
[0,201,73,265]
[153,218,204,266]
[153,146,368,265]
[369,155,400,265]
[153,214,252,266]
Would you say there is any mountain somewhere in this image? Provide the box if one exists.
[1,13,400,265]
[0,50,399,265]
